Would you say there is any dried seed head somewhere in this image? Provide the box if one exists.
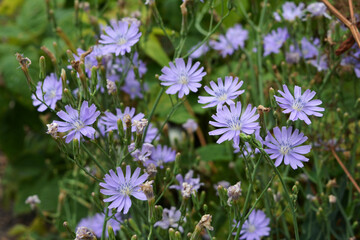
[146,163,157,178]
[181,182,193,198]
[140,180,154,200]
[132,118,148,134]
[46,122,59,139]
[198,214,214,231]
[106,80,117,94]
[227,181,242,206]
[75,226,96,240]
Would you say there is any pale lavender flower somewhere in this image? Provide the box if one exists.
[198,76,244,110]
[32,73,62,112]
[341,47,360,78]
[226,24,248,49]
[100,165,148,214]
[309,54,328,71]
[214,181,230,195]
[189,43,209,58]
[263,28,288,56]
[209,102,260,144]
[25,195,41,210]
[100,21,141,56]
[282,2,305,21]
[286,45,301,64]
[128,143,154,163]
[122,78,143,99]
[275,85,324,125]
[182,119,198,133]
[273,12,281,21]
[233,209,270,240]
[170,170,203,195]
[147,145,176,168]
[154,207,183,232]
[307,2,330,18]
[159,58,206,98]
[264,126,311,169]
[301,37,319,59]
[100,107,145,132]
[76,212,122,238]
[54,101,100,143]
[144,123,160,143]
[210,35,235,57]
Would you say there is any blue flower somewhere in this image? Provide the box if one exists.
[100,107,144,132]
[76,212,123,238]
[275,85,324,125]
[264,126,311,169]
[170,170,203,195]
[32,73,62,112]
[263,28,288,56]
[198,76,244,110]
[100,21,141,56]
[100,165,148,214]
[54,101,100,143]
[209,102,259,144]
[233,209,270,240]
[159,58,206,98]
[154,207,183,232]
[282,2,305,21]
[301,37,319,59]
[148,145,176,168]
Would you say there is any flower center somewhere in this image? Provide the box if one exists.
[292,98,304,111]
[73,119,84,130]
[118,37,127,45]
[48,89,57,99]
[280,143,291,155]
[216,89,228,102]
[248,224,256,233]
[228,118,242,131]
[118,183,132,196]
[179,74,188,84]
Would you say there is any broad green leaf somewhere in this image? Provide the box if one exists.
[140,33,170,67]
[196,143,232,161]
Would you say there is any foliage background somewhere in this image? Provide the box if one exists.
[0,0,359,239]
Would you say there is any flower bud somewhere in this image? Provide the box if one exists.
[39,56,46,81]
[107,225,115,240]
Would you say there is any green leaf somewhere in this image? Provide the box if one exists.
[196,143,233,161]
[140,32,170,67]
[16,0,47,38]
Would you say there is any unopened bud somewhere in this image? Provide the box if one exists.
[39,56,46,80]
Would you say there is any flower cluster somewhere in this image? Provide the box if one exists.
[210,24,248,57]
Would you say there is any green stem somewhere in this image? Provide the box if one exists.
[101,207,109,240]
[153,99,185,141]
[81,143,107,174]
[142,87,165,144]
[234,156,262,239]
